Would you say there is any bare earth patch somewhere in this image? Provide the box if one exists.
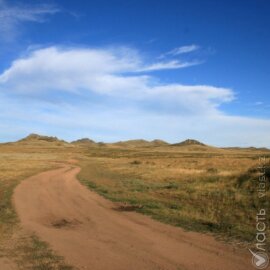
[0,258,17,270]
[51,218,82,229]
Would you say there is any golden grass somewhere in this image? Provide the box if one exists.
[0,143,79,269]
[78,146,270,247]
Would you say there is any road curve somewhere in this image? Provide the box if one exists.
[13,165,253,270]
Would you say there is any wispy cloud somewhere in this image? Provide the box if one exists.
[159,44,200,59]
[137,60,201,72]
[169,44,200,55]
[0,0,60,41]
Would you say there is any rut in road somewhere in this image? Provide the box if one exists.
[14,165,253,270]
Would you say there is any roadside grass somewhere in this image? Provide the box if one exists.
[78,147,270,247]
[0,144,77,269]
[14,235,74,270]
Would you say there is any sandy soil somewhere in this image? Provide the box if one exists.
[0,258,17,270]
[13,165,253,270]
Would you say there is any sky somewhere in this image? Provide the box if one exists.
[0,0,269,146]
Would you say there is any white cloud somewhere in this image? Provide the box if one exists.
[0,46,269,147]
[137,60,200,72]
[0,47,147,96]
[0,46,232,110]
[0,1,59,41]
[159,44,200,59]
[168,44,200,55]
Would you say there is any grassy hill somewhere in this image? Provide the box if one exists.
[71,138,96,145]
[16,133,70,147]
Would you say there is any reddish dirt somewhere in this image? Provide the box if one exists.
[13,165,253,270]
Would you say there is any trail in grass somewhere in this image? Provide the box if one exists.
[14,165,253,270]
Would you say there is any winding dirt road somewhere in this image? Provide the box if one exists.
[14,165,253,270]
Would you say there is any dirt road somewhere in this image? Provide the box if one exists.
[14,165,253,270]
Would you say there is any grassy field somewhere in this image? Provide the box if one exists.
[78,145,270,247]
[0,142,79,269]
[0,137,269,268]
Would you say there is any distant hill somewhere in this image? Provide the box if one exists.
[17,133,68,146]
[113,139,151,147]
[6,135,269,151]
[71,138,96,145]
[113,139,169,148]
[150,139,169,146]
[172,139,206,147]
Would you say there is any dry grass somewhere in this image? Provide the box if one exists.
[78,146,270,246]
[0,143,79,269]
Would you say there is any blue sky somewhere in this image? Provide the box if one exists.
[0,0,270,146]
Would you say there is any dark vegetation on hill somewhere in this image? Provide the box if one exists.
[19,133,66,143]
[171,139,206,146]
